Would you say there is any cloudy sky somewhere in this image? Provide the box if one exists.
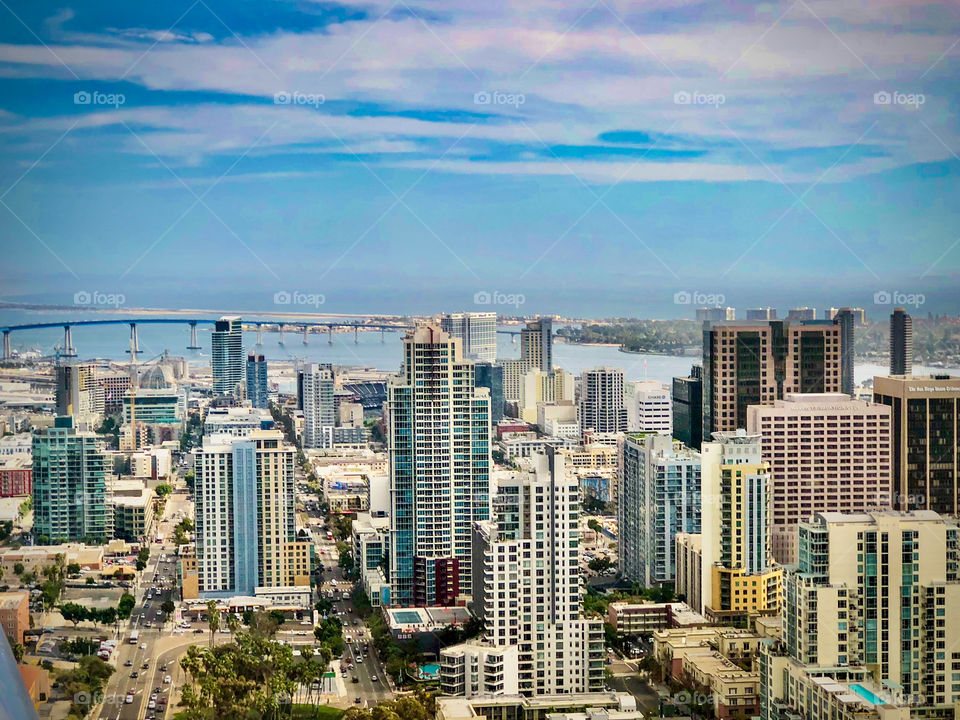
[0,0,958,317]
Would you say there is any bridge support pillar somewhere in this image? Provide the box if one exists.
[278,325,285,345]
[354,326,359,344]
[302,325,309,345]
[327,326,333,345]
[187,321,201,350]
[127,323,140,360]
[2,331,10,361]
[63,326,77,357]
[380,328,385,344]
[256,324,263,346]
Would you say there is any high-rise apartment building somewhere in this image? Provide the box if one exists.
[745,308,777,321]
[579,367,627,434]
[499,359,529,404]
[300,363,335,449]
[245,353,268,408]
[832,307,856,396]
[32,417,109,543]
[672,365,703,450]
[873,374,960,514]
[211,316,244,397]
[889,307,913,375]
[387,324,491,607]
[55,362,104,427]
[619,434,701,587]
[677,431,780,625]
[474,362,505,423]
[451,450,604,696]
[520,318,553,372]
[786,307,816,321]
[440,312,497,362]
[701,319,842,439]
[518,368,575,424]
[625,380,672,435]
[747,393,892,564]
[194,429,311,596]
[776,511,960,710]
[696,307,736,322]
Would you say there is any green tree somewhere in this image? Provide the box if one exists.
[59,603,89,628]
[155,483,173,498]
[12,562,24,576]
[66,563,81,576]
[117,593,136,619]
[161,599,175,620]
[206,599,219,647]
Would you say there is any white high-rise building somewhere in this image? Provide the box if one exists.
[579,367,627,434]
[387,324,491,607]
[194,429,311,597]
[300,363,336,449]
[517,367,575,424]
[619,434,700,587]
[625,380,672,435]
[451,450,605,696]
[211,316,244,397]
[440,312,497,362]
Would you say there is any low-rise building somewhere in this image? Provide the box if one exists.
[0,591,30,644]
[440,641,520,697]
[606,601,708,637]
[436,692,641,720]
[0,458,31,497]
[108,479,155,542]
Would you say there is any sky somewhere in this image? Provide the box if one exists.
[0,0,958,318]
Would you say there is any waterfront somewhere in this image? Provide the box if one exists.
[1,310,953,388]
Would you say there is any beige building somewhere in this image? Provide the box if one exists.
[0,591,29,644]
[747,393,893,564]
[518,368,574,424]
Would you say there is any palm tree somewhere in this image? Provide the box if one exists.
[206,599,219,648]
[226,612,240,635]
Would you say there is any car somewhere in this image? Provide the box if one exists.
[355,698,362,705]
[143,661,150,669]
[130,671,139,679]
[193,629,203,634]
[352,676,359,684]
[356,658,363,664]
[164,675,172,684]
[371,675,379,682]
[140,643,148,650]
[155,687,162,694]
[148,700,156,710]
[125,693,134,704]
[160,664,168,672]
[124,660,133,667]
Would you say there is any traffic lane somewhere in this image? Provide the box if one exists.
[608,673,661,715]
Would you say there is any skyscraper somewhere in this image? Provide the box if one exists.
[873,374,960,514]
[55,361,104,427]
[676,430,781,625]
[520,318,552,372]
[625,380,672,435]
[619,434,701,587]
[578,367,627,433]
[889,307,913,375]
[245,353,268,408]
[672,365,703,449]
[701,319,842,439]
[387,324,491,606]
[211,316,244,397]
[300,363,335,449]
[440,312,497,362]
[194,429,311,596]
[832,307,856,396]
[32,417,109,543]
[745,308,777,320]
[447,449,604,696]
[747,393,892,564]
[474,362,505,423]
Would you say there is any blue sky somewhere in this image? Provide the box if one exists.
[0,0,958,318]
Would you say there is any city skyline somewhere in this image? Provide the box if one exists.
[0,1,958,317]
